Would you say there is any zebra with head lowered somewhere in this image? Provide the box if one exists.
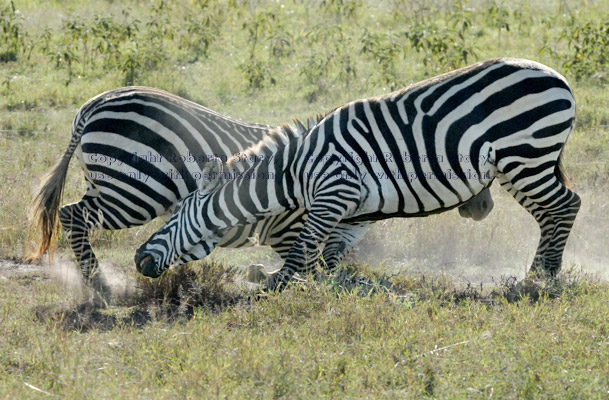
[27,87,333,284]
[29,86,491,286]
[135,58,580,291]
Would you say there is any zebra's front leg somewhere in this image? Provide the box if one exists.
[267,205,349,292]
[267,229,324,291]
[320,221,371,273]
[250,221,371,286]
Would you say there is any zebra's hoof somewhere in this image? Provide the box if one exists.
[509,278,546,302]
[88,269,113,307]
[246,264,270,284]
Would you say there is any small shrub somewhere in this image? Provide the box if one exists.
[404,3,477,76]
[319,0,362,22]
[558,20,609,81]
[240,57,275,89]
[239,9,281,89]
[299,24,357,101]
[360,30,405,90]
[180,12,222,62]
[136,261,242,320]
[0,1,28,63]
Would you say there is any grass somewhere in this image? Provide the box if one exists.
[1,0,608,397]
[1,263,608,398]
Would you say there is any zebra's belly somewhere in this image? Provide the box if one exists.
[343,205,461,223]
[349,167,493,222]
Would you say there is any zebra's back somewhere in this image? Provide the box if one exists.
[75,87,271,225]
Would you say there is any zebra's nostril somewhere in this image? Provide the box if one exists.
[135,253,153,273]
[139,254,161,278]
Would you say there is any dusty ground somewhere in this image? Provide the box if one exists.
[0,256,133,302]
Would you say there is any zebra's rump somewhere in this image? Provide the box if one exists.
[74,87,271,226]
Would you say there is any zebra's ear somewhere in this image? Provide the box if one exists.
[198,156,225,194]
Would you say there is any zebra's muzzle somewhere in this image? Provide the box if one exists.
[135,252,161,278]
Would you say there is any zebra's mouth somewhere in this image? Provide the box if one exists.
[135,251,162,278]
[458,204,472,219]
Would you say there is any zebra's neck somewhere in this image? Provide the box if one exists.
[226,123,302,172]
[202,122,308,231]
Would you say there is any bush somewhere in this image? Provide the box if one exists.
[0,1,28,63]
[559,20,609,81]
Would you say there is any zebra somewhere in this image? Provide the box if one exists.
[29,86,492,287]
[134,58,580,291]
[27,87,318,285]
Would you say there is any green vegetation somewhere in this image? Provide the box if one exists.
[0,0,608,397]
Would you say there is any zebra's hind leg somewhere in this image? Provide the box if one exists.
[497,174,581,277]
[59,200,115,305]
[59,200,102,284]
[320,221,371,273]
[58,195,146,298]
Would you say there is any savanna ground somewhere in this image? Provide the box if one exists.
[1,0,608,398]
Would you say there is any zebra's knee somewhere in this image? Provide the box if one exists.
[58,204,79,227]
[568,190,581,214]
[81,256,100,283]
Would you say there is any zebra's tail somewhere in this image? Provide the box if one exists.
[27,118,84,262]
[555,147,573,190]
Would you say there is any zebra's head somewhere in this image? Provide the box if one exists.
[134,159,226,278]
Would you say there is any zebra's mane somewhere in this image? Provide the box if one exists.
[226,113,325,170]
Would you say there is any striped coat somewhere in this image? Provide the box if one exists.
[136,58,580,290]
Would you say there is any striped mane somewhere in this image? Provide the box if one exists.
[226,114,324,171]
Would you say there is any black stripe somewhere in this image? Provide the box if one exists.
[92,188,147,222]
[339,103,385,207]
[84,117,198,192]
[419,62,496,113]
[372,100,421,211]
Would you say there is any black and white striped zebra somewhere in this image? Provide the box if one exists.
[27,87,339,284]
[135,58,580,290]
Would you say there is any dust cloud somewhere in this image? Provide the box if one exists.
[352,187,608,283]
[36,257,138,304]
[4,188,604,298]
